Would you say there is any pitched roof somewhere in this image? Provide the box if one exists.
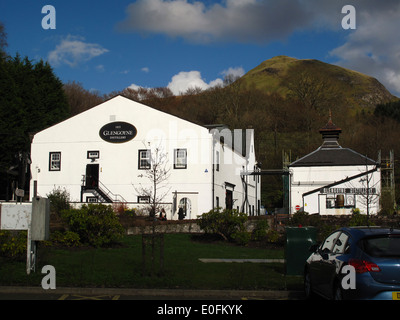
[289,147,377,167]
[289,113,377,167]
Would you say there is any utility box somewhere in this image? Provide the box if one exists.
[31,197,50,241]
[285,227,316,276]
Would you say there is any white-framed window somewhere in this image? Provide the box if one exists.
[87,197,98,203]
[138,149,151,169]
[87,151,100,160]
[174,149,187,169]
[138,196,150,203]
[49,152,61,171]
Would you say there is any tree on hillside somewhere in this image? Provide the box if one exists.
[63,81,104,116]
[374,100,400,122]
[0,22,7,59]
[283,65,345,152]
[0,54,69,200]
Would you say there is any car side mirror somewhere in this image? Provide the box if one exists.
[319,247,330,260]
[309,243,320,253]
[321,252,329,260]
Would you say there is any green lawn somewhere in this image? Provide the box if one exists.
[0,234,303,290]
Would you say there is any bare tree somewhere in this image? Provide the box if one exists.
[134,144,171,219]
[283,66,345,151]
[346,159,380,221]
[63,81,104,116]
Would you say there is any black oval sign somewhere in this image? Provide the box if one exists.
[99,122,137,143]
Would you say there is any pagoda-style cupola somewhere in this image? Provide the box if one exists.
[319,111,342,148]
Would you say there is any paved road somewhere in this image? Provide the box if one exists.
[0,286,304,300]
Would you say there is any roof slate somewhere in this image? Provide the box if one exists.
[289,146,377,167]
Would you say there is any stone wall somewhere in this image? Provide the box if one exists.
[124,215,284,235]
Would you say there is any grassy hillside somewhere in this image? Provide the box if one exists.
[239,55,396,110]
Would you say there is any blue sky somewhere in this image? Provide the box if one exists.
[1,0,399,96]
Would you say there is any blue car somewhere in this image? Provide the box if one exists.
[304,226,400,300]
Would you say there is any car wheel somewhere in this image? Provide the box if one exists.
[304,270,315,299]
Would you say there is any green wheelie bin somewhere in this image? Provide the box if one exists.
[285,227,317,275]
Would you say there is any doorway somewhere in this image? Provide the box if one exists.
[179,198,191,219]
[86,164,99,188]
[225,190,233,210]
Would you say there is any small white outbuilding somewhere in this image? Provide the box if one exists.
[289,115,380,215]
[29,95,261,220]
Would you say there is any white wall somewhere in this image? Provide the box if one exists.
[30,96,260,219]
[212,128,260,215]
[290,165,380,215]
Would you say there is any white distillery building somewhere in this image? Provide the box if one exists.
[288,116,380,215]
[29,95,261,220]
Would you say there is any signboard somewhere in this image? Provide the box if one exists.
[0,203,32,230]
[0,199,50,275]
[15,188,25,198]
[320,187,377,195]
[99,121,137,143]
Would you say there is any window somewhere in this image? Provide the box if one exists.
[332,232,349,254]
[49,152,61,171]
[174,149,187,169]
[321,231,341,253]
[138,196,150,203]
[361,235,400,258]
[138,150,151,169]
[216,151,220,172]
[87,197,98,203]
[87,151,100,160]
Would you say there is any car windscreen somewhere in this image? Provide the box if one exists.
[360,235,400,258]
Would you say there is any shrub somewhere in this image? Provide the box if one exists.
[252,219,269,241]
[266,230,280,243]
[47,186,71,216]
[47,230,81,247]
[348,212,374,227]
[112,202,128,215]
[289,211,311,226]
[198,208,248,243]
[0,230,27,259]
[231,231,252,246]
[61,204,125,247]
[124,209,137,217]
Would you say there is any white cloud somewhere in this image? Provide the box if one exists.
[127,66,245,96]
[221,66,245,79]
[141,67,150,73]
[48,35,109,67]
[167,71,212,95]
[96,64,105,72]
[117,0,315,43]
[167,70,227,95]
[329,2,400,95]
[128,83,146,91]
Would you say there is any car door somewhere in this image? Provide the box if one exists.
[329,232,350,298]
[309,231,341,296]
